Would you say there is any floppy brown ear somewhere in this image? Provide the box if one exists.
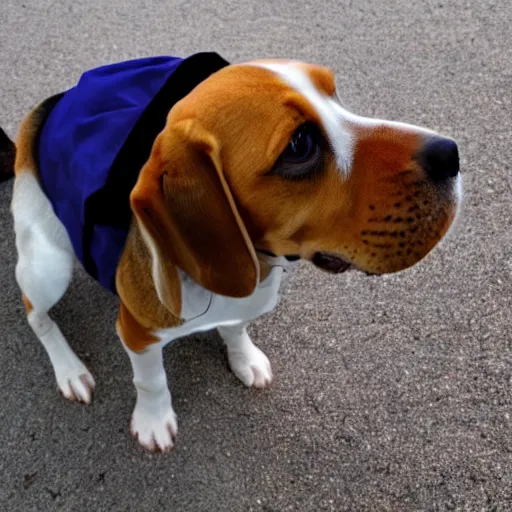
[130,119,259,309]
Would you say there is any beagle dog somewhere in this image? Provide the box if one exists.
[5,52,461,452]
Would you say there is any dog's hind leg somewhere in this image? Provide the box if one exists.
[11,172,95,404]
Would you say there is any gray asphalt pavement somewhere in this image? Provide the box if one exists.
[1,0,511,510]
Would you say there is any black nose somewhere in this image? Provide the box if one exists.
[419,137,459,182]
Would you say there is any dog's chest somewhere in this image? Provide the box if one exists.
[155,265,285,344]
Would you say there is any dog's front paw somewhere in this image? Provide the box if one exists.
[56,365,96,405]
[130,398,178,452]
[227,344,273,388]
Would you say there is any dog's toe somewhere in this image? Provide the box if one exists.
[228,345,273,388]
[131,406,178,452]
[251,363,272,388]
[57,368,95,405]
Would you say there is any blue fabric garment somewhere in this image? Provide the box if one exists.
[37,53,229,292]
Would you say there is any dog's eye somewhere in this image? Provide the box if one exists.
[269,122,325,180]
[283,124,316,162]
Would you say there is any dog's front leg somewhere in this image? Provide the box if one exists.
[218,323,273,388]
[121,339,177,452]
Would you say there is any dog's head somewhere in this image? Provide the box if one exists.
[131,60,460,302]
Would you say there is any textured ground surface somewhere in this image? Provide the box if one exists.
[1,0,511,510]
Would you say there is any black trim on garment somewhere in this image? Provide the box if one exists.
[82,52,230,287]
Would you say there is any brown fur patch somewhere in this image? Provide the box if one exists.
[14,94,64,177]
[116,222,183,350]
[22,296,33,313]
[130,118,259,300]
[117,301,159,353]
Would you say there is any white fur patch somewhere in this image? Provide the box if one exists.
[155,265,284,344]
[28,310,95,403]
[120,338,177,451]
[12,172,94,403]
[254,62,353,176]
[11,172,74,312]
[218,323,273,388]
[327,96,438,135]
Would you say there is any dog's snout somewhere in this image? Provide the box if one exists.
[419,137,459,182]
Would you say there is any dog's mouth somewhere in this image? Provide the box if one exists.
[311,252,352,274]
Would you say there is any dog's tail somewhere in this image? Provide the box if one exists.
[0,126,16,183]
